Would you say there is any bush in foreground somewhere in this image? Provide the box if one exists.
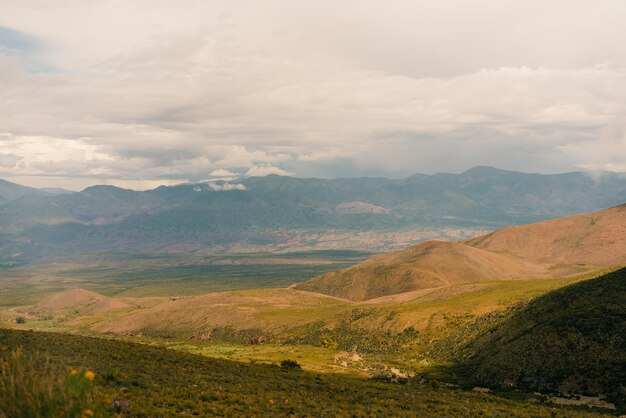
[0,348,102,418]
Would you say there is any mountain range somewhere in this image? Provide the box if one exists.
[2,166,626,261]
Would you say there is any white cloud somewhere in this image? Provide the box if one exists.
[245,165,293,177]
[207,182,246,191]
[0,1,625,188]
[210,169,237,177]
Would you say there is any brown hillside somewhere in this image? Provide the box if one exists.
[466,203,626,266]
[32,289,129,313]
[296,241,548,301]
[297,204,626,301]
[93,288,349,337]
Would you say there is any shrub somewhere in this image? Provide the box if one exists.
[0,348,102,417]
[280,359,301,370]
[319,335,338,350]
[14,316,26,324]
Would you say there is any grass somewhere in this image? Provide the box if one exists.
[0,328,610,417]
[0,348,103,417]
[4,269,615,370]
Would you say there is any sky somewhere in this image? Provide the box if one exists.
[1,0,626,190]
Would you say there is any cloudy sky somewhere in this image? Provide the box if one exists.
[1,0,626,190]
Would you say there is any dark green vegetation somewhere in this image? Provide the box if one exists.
[0,328,608,417]
[3,166,626,260]
[0,251,369,306]
[461,268,626,405]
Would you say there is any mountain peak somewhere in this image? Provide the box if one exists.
[461,166,509,176]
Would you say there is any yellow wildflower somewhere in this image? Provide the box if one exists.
[84,370,95,381]
[70,369,79,375]
[82,409,94,417]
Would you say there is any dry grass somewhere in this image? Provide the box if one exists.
[0,348,103,417]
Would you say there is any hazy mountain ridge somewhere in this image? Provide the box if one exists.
[2,167,626,259]
[0,179,47,204]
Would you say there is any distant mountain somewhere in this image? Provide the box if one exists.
[297,203,626,301]
[463,267,626,398]
[39,187,74,195]
[1,167,626,259]
[0,179,43,204]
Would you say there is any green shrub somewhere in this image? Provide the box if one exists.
[14,316,26,324]
[319,335,338,350]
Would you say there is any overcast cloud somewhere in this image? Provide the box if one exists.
[1,0,626,189]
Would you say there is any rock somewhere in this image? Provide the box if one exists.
[472,387,491,393]
[109,397,131,414]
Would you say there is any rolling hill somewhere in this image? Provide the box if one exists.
[297,203,626,301]
[31,289,130,315]
[467,203,626,267]
[92,288,350,338]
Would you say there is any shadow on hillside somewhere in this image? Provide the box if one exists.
[451,267,626,409]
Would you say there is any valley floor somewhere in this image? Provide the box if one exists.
[1,256,623,416]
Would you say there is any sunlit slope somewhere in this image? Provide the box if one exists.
[93,288,350,337]
[297,241,548,301]
[298,203,626,301]
[467,203,626,267]
[32,289,130,314]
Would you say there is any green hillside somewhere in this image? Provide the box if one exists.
[0,328,608,417]
[461,268,626,404]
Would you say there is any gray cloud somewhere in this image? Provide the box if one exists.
[0,1,625,189]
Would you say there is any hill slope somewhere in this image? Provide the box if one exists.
[297,241,548,301]
[31,289,129,314]
[297,204,626,301]
[467,203,626,267]
[0,328,594,417]
[462,268,626,400]
[93,288,349,337]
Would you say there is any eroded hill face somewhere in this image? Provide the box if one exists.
[297,204,626,301]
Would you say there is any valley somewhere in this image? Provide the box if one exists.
[1,177,625,416]
[3,3,626,415]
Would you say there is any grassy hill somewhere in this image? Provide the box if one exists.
[298,204,626,301]
[0,328,609,417]
[460,268,626,403]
